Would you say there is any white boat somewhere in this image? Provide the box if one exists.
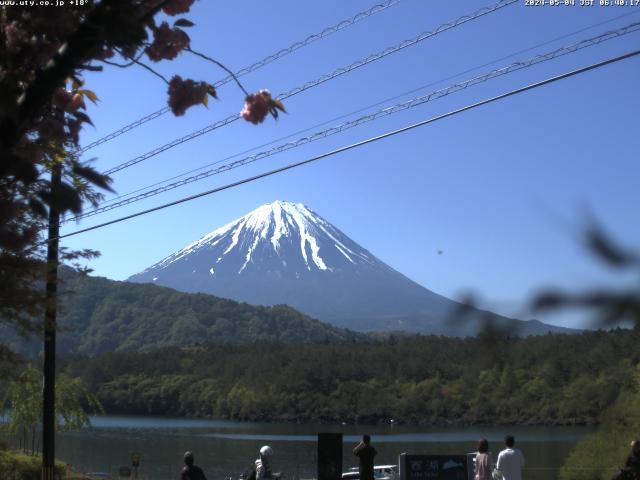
[341,465,399,480]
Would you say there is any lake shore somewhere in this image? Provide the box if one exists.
[50,415,592,480]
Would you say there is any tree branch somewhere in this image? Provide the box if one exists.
[140,0,173,23]
[116,48,169,84]
[101,49,146,69]
[2,1,131,149]
[186,47,249,97]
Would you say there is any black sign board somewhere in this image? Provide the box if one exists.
[119,466,132,477]
[400,454,467,480]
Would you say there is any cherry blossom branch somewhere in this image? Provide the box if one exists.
[186,47,249,97]
[140,0,173,23]
[101,49,146,68]
[116,48,169,84]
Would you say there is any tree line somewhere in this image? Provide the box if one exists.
[59,328,640,425]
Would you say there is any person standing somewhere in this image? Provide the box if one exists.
[353,434,377,480]
[474,438,493,480]
[618,439,640,479]
[625,439,640,469]
[496,435,525,480]
[256,445,275,480]
[181,451,207,480]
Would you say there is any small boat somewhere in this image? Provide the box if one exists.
[341,465,399,480]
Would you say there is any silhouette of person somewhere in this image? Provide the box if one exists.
[181,451,207,480]
[353,434,377,480]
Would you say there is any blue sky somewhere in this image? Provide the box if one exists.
[61,0,640,328]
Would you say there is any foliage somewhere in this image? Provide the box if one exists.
[59,329,640,425]
[558,367,640,480]
[0,450,65,480]
[1,366,40,450]
[0,365,103,455]
[0,268,363,356]
[0,0,283,367]
[1,0,281,253]
[533,225,640,329]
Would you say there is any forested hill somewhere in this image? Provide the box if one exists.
[2,269,363,356]
[60,329,640,426]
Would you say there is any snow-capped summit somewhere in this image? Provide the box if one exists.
[128,201,572,336]
[143,200,375,278]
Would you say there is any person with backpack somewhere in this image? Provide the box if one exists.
[181,451,207,480]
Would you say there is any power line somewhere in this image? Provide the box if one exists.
[54,48,640,242]
[273,0,518,101]
[65,21,640,223]
[100,0,517,176]
[212,0,402,88]
[76,0,402,155]
[93,10,640,210]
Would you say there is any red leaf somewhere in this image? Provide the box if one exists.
[174,18,195,27]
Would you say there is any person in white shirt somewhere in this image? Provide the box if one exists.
[496,435,525,480]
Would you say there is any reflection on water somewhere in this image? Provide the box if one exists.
[51,416,592,480]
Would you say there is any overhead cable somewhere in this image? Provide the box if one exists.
[66,22,640,223]
[53,48,640,242]
[100,0,518,176]
[94,10,640,209]
[77,0,402,154]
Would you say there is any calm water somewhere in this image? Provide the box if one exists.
[45,416,592,480]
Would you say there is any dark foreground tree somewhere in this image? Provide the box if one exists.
[1,2,285,475]
[0,0,285,361]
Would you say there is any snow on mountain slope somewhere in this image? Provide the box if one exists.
[145,201,374,277]
[128,201,574,336]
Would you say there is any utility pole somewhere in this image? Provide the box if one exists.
[42,162,61,480]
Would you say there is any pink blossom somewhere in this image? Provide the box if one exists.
[241,90,286,125]
[167,75,208,116]
[241,90,272,125]
[146,22,190,62]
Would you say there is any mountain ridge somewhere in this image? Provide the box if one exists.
[129,201,575,336]
[1,267,364,357]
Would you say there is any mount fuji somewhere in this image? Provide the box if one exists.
[128,201,571,336]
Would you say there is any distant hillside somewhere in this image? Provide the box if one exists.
[2,268,363,356]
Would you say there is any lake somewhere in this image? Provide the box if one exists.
[43,416,593,479]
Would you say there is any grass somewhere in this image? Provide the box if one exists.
[0,449,66,480]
